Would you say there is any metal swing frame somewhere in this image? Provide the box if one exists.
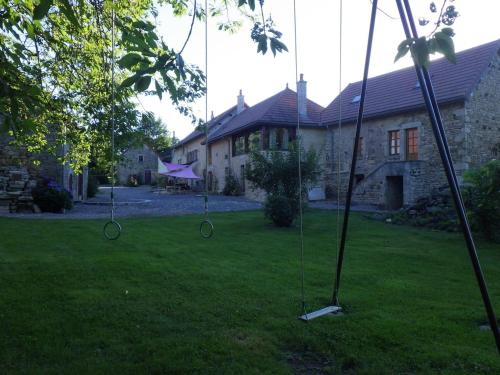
[301,0,500,354]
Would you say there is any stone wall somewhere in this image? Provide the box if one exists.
[326,102,467,208]
[118,144,159,185]
[465,49,500,167]
[0,134,88,201]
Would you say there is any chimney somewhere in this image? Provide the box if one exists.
[297,73,307,116]
[237,89,245,114]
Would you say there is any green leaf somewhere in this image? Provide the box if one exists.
[134,75,151,92]
[248,0,255,11]
[59,0,80,27]
[117,53,143,68]
[132,20,155,32]
[155,79,162,100]
[441,27,455,37]
[257,34,267,55]
[33,0,53,20]
[411,37,430,68]
[434,32,456,64]
[270,38,288,57]
[120,74,140,88]
[238,0,247,7]
[394,39,412,62]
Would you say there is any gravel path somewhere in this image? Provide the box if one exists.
[1,186,262,219]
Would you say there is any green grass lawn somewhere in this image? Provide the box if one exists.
[1,210,499,374]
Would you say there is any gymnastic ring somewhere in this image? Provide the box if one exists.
[103,220,122,240]
[199,219,214,239]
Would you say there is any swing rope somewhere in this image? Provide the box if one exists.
[200,0,213,239]
[293,0,308,318]
[103,0,121,240]
[333,0,343,303]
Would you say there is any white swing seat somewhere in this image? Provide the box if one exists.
[299,305,342,321]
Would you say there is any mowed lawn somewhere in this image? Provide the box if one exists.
[1,210,499,374]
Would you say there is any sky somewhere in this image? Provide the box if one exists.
[137,0,500,140]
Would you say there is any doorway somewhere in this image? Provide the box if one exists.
[386,176,403,210]
[144,169,152,185]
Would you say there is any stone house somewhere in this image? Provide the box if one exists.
[321,39,500,209]
[0,133,88,204]
[206,75,325,201]
[117,144,159,185]
[173,75,326,201]
[171,100,245,191]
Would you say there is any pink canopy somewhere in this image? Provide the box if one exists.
[158,160,201,180]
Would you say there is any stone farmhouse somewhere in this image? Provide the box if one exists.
[322,39,500,209]
[172,97,247,191]
[117,144,159,185]
[173,39,500,208]
[172,75,326,200]
[0,133,89,211]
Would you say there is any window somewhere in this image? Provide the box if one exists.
[225,167,229,176]
[232,135,246,156]
[389,130,400,155]
[138,154,144,163]
[406,128,418,160]
[248,131,261,151]
[352,95,361,103]
[208,145,212,165]
[265,127,295,151]
[187,149,198,163]
[357,137,364,157]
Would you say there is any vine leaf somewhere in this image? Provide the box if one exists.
[433,31,456,64]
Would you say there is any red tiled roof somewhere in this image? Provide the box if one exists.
[208,87,324,143]
[321,39,500,125]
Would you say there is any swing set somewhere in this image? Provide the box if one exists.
[102,0,500,354]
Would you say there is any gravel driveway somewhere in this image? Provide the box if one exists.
[1,186,262,219]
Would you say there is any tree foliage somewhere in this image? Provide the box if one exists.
[395,1,459,67]
[463,160,500,243]
[245,142,320,227]
[0,0,286,175]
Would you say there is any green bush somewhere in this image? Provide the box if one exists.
[264,194,298,227]
[246,142,320,227]
[87,175,99,198]
[32,178,73,213]
[463,160,500,242]
[222,173,241,196]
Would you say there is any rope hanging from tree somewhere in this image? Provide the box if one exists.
[200,0,214,239]
[103,0,122,241]
[292,0,309,319]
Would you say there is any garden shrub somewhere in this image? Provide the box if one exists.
[463,160,500,242]
[246,142,320,227]
[222,173,241,196]
[264,193,298,227]
[32,178,73,213]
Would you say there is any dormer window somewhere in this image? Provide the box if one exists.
[351,95,361,103]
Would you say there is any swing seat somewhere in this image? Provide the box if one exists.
[299,305,342,321]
